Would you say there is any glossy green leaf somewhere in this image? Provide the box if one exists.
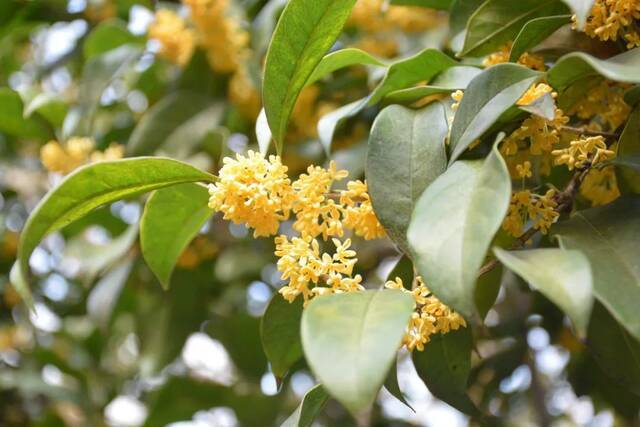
[140,183,213,289]
[588,303,640,396]
[367,103,448,254]
[260,295,304,380]
[16,158,214,301]
[449,63,542,163]
[127,91,217,156]
[306,48,385,86]
[561,0,596,29]
[548,49,640,93]
[617,107,640,193]
[368,48,457,105]
[460,0,568,57]
[263,0,357,151]
[301,290,414,414]
[281,385,329,427]
[553,196,640,341]
[384,360,414,411]
[494,248,593,336]
[408,143,511,320]
[412,328,478,414]
[383,66,481,105]
[0,88,51,140]
[509,15,571,61]
[83,19,139,59]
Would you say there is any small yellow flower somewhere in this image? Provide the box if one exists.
[575,0,640,48]
[148,9,195,66]
[40,137,123,175]
[517,83,553,106]
[207,151,295,237]
[339,180,386,240]
[451,90,464,111]
[552,135,615,170]
[516,161,532,179]
[502,189,559,238]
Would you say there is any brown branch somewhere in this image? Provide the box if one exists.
[559,125,619,139]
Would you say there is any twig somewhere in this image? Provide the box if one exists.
[559,125,619,139]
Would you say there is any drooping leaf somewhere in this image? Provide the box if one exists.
[281,385,329,427]
[262,0,357,151]
[383,359,414,411]
[553,196,640,341]
[306,48,386,86]
[0,87,51,140]
[412,328,478,414]
[367,48,457,105]
[301,290,414,415]
[547,49,640,93]
[460,0,569,57]
[16,158,214,301]
[127,91,218,156]
[449,63,542,163]
[261,295,304,380]
[588,303,640,396]
[140,183,213,289]
[560,0,596,29]
[383,66,481,105]
[494,248,593,337]
[509,15,571,62]
[617,106,640,193]
[408,143,511,320]
[367,103,448,254]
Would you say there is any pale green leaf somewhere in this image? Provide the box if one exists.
[140,183,213,289]
[408,143,511,320]
[494,248,593,336]
[301,290,414,414]
[509,15,571,61]
[281,384,329,427]
[263,0,357,151]
[367,103,448,254]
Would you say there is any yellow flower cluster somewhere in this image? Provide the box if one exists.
[183,0,249,73]
[577,0,640,48]
[552,135,615,170]
[148,9,196,66]
[502,190,559,238]
[580,166,621,206]
[340,180,387,240]
[40,137,124,175]
[385,276,466,351]
[276,236,364,303]
[482,43,546,71]
[516,83,553,106]
[568,80,631,131]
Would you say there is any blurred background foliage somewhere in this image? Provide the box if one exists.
[0,0,637,426]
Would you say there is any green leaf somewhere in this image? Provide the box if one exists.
[281,385,329,427]
[83,19,139,59]
[390,0,451,9]
[449,63,542,163]
[263,0,357,151]
[70,44,141,136]
[548,49,640,93]
[588,303,640,396]
[367,48,457,105]
[16,158,214,301]
[301,290,414,414]
[140,183,213,289]
[560,0,595,29]
[408,142,511,320]
[0,88,51,140]
[317,98,366,155]
[127,91,217,156]
[383,360,414,411]
[412,328,478,414]
[449,0,485,40]
[367,103,448,254]
[509,15,571,62]
[493,248,593,337]
[617,106,640,193]
[460,0,568,57]
[260,295,304,380]
[552,196,640,341]
[383,66,481,105]
[306,48,385,86]
[23,93,68,128]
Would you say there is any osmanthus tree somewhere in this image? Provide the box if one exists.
[2,0,640,425]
